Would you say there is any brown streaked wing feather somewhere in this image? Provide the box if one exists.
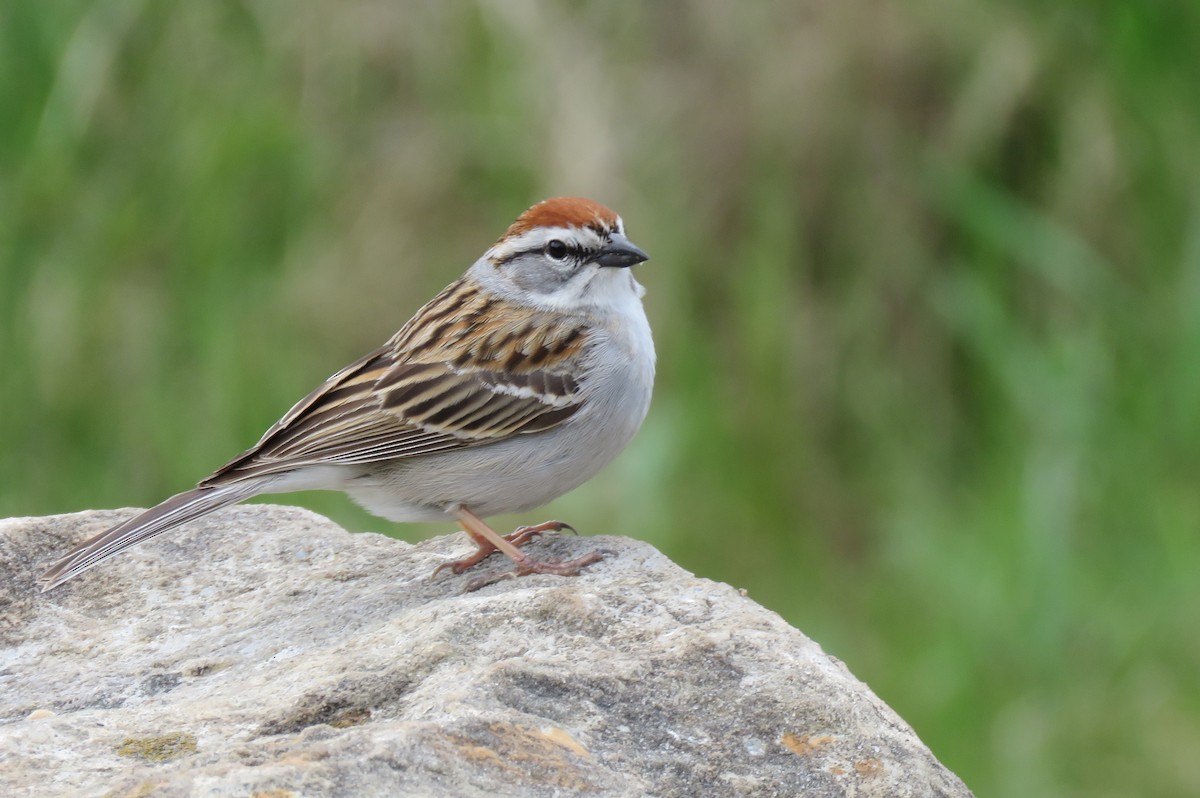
[202,280,589,485]
[226,347,397,460]
[200,346,417,484]
[376,363,582,440]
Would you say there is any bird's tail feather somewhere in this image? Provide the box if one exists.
[38,483,261,591]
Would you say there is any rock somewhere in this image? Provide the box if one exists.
[0,506,972,797]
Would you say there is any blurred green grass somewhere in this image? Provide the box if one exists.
[4,2,1200,795]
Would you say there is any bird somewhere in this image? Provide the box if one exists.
[39,196,655,592]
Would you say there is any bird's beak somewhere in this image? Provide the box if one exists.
[592,233,649,268]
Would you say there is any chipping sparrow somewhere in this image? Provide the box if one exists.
[40,197,654,591]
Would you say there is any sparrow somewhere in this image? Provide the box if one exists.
[39,197,654,592]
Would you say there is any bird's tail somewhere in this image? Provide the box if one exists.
[38,483,261,591]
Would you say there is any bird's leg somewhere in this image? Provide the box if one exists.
[431,512,576,575]
[429,523,505,577]
[431,507,600,589]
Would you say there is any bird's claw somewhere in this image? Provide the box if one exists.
[461,550,603,593]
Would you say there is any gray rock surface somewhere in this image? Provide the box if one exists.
[0,506,972,797]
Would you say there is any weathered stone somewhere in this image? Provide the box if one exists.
[0,506,972,797]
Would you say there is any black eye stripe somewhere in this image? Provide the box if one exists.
[503,243,588,263]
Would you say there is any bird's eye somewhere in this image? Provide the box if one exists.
[545,240,569,261]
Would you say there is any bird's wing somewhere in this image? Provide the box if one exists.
[203,283,590,485]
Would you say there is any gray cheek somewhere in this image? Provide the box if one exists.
[507,256,574,293]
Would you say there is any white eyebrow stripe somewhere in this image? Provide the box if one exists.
[487,225,608,263]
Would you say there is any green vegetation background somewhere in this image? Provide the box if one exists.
[3,2,1199,794]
